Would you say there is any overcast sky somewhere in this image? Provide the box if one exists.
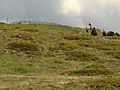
[0,0,120,32]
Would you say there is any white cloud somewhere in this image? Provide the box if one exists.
[58,0,120,32]
[59,0,82,16]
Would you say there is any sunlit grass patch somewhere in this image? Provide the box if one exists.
[6,41,39,51]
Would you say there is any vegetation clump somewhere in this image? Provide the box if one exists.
[91,27,98,36]
[6,41,39,51]
[62,68,115,76]
[107,31,115,36]
[78,40,96,48]
[103,30,107,36]
[103,30,120,36]
[64,34,90,40]
[65,50,99,61]
[87,77,120,89]
[86,64,105,68]
[59,42,80,51]
[13,32,39,40]
[19,28,38,32]
[105,50,120,59]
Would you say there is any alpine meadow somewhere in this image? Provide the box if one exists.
[0,23,120,89]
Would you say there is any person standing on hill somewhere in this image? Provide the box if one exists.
[89,23,92,29]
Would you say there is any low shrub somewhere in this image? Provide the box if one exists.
[62,68,115,76]
[105,36,120,40]
[78,40,97,48]
[86,64,105,68]
[64,34,90,40]
[53,59,66,64]
[65,50,99,61]
[106,41,120,46]
[14,67,29,73]
[105,51,120,59]
[87,77,120,89]
[13,32,39,40]
[6,41,39,51]
[59,42,80,51]
[97,45,114,50]
[20,28,38,32]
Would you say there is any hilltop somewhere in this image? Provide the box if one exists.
[0,24,120,89]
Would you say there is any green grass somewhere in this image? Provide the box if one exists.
[0,24,120,89]
[62,68,115,76]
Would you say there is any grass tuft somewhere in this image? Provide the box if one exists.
[65,50,99,61]
[87,77,120,89]
[6,41,39,51]
[64,34,91,40]
[62,68,115,76]
[13,32,39,40]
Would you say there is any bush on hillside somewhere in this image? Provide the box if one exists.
[61,68,115,76]
[87,77,120,89]
[91,27,98,36]
[103,30,107,36]
[59,42,80,50]
[20,28,38,32]
[13,32,39,40]
[115,32,120,36]
[107,31,115,36]
[78,40,97,48]
[65,50,99,61]
[64,34,91,40]
[105,51,120,59]
[86,64,105,68]
[6,41,39,51]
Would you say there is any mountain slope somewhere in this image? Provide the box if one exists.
[0,24,120,89]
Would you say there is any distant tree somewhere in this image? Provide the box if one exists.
[103,30,107,36]
[86,29,89,33]
[107,31,114,36]
[115,32,120,36]
[91,27,98,36]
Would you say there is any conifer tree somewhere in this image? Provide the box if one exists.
[103,30,107,36]
[91,27,98,36]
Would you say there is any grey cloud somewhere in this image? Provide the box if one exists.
[0,0,120,32]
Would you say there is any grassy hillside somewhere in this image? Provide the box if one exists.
[0,24,120,89]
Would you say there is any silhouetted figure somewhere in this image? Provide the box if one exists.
[89,23,92,29]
